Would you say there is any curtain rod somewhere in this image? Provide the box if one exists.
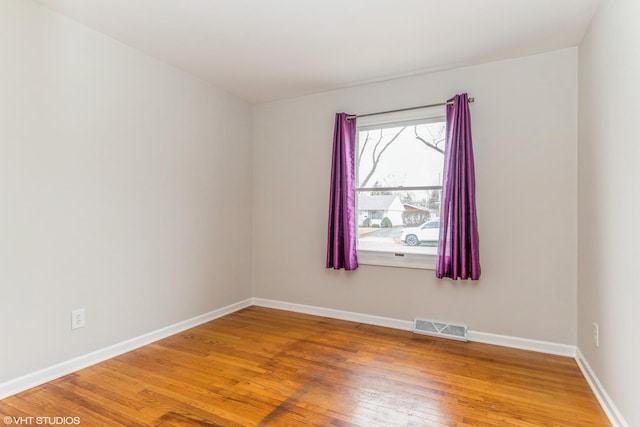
[346,97,474,121]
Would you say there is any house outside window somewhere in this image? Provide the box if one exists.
[356,110,446,269]
[358,194,404,227]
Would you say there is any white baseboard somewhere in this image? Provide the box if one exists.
[252,298,576,356]
[575,348,629,427]
[254,298,629,426]
[0,298,253,400]
[252,298,414,331]
[467,330,576,357]
[1,296,625,427]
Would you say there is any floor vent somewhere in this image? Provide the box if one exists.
[413,318,468,342]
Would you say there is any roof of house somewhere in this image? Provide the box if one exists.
[403,203,431,213]
[358,194,401,211]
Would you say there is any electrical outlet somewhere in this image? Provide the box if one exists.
[71,308,86,330]
[593,322,599,347]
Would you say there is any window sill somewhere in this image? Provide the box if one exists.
[357,249,436,270]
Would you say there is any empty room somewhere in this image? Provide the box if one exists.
[0,0,638,426]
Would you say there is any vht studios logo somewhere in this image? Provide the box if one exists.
[3,416,81,425]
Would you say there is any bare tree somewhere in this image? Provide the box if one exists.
[414,123,445,154]
[358,127,406,188]
[357,122,446,191]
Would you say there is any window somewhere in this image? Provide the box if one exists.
[356,111,446,269]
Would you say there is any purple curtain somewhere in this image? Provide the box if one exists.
[326,113,358,270]
[436,93,481,280]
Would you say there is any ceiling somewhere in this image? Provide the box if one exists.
[35,0,600,104]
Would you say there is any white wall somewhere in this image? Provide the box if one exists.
[0,0,253,383]
[253,49,578,345]
[4,1,632,422]
[578,0,640,425]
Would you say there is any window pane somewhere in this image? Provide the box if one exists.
[357,121,445,189]
[357,190,441,256]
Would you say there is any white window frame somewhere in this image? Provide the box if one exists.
[355,107,446,270]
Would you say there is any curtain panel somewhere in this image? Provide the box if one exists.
[436,93,481,280]
[326,113,358,270]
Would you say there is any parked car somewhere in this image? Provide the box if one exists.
[400,220,440,246]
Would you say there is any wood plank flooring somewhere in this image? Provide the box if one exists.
[0,306,609,426]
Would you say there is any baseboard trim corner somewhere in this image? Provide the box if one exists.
[575,348,629,427]
[0,298,253,400]
[251,298,414,331]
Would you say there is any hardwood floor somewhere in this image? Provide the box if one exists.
[0,306,609,426]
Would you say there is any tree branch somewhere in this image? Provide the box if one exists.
[414,126,445,155]
[415,135,445,154]
[360,127,406,187]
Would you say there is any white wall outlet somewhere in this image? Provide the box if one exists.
[71,308,86,330]
[593,322,599,347]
